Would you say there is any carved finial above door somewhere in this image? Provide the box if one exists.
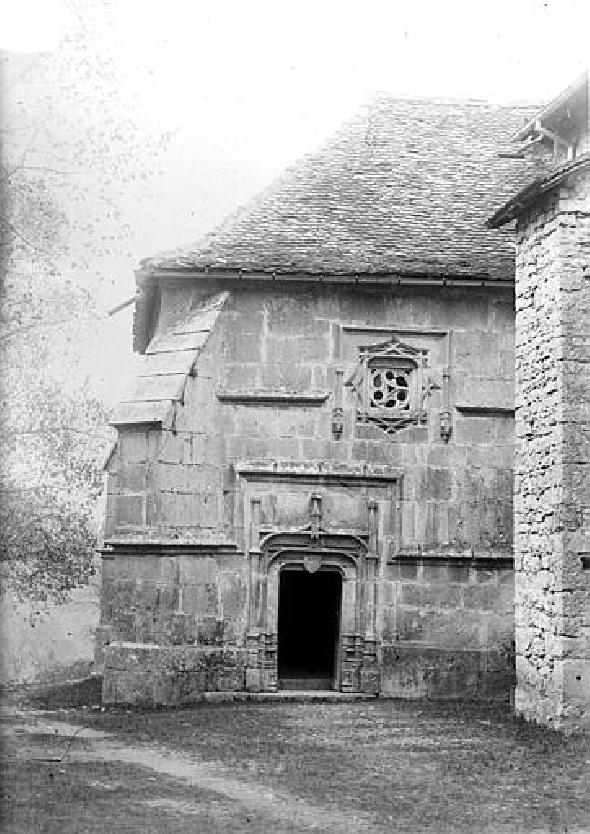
[310,492,322,539]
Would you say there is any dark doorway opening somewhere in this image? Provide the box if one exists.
[277,568,342,690]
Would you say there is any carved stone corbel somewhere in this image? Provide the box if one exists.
[332,368,344,440]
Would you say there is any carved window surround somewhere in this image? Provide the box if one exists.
[339,325,453,441]
[217,389,330,406]
[346,337,428,434]
[345,337,438,436]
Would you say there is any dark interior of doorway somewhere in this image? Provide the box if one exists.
[278,568,342,690]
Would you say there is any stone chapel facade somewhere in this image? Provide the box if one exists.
[97,82,589,720]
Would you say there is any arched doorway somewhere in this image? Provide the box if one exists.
[245,530,379,694]
[277,567,342,690]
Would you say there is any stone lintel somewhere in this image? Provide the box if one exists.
[236,460,401,486]
[455,405,515,417]
[390,551,513,567]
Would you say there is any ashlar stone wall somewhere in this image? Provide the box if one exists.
[101,279,518,704]
[514,166,590,730]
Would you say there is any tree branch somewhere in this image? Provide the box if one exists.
[0,217,54,261]
[20,165,87,176]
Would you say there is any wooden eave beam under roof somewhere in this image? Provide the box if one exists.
[487,153,590,228]
[511,70,589,144]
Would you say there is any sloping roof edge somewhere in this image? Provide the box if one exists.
[487,153,590,228]
[111,290,229,428]
[510,71,588,142]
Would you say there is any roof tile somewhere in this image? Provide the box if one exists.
[145,97,544,280]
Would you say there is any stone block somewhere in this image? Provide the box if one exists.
[115,494,144,527]
[380,643,513,701]
[462,584,500,612]
[400,502,416,545]
[364,441,403,466]
[421,562,447,583]
[396,607,482,648]
[401,584,422,607]
[274,409,319,440]
[220,573,247,627]
[159,432,186,464]
[225,435,275,461]
[222,363,259,390]
[225,333,261,363]
[259,363,313,389]
[226,308,264,336]
[118,463,146,492]
[118,430,147,463]
[421,583,462,609]
[454,418,497,445]
[556,659,590,715]
[388,562,418,581]
[235,410,269,438]
[198,616,224,646]
[475,567,496,584]
[193,583,219,618]
[265,335,328,364]
[480,614,514,651]
[267,296,311,335]
[448,564,470,583]
[169,613,197,645]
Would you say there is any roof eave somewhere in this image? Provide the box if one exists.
[487,153,590,228]
[510,70,589,143]
[140,266,514,288]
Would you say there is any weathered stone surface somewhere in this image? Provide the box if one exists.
[102,203,518,707]
[381,646,514,700]
[512,165,590,731]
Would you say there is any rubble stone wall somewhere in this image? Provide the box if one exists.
[514,167,590,730]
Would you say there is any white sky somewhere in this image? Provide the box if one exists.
[3,0,590,279]
[2,0,588,403]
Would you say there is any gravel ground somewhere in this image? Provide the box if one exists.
[1,698,589,833]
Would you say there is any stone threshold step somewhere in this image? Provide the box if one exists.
[198,691,377,703]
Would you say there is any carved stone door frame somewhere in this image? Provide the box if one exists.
[245,529,379,693]
[236,462,402,694]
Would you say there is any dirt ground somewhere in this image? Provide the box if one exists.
[1,697,589,833]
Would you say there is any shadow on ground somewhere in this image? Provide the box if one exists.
[1,687,589,833]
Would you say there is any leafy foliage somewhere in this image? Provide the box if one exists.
[0,174,112,602]
[1,2,166,605]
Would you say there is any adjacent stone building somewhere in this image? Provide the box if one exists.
[97,86,588,716]
[489,72,589,730]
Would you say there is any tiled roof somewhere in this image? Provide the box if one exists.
[111,291,229,427]
[145,96,544,280]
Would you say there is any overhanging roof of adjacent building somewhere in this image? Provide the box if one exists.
[142,96,544,283]
[487,153,590,228]
[509,71,588,149]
